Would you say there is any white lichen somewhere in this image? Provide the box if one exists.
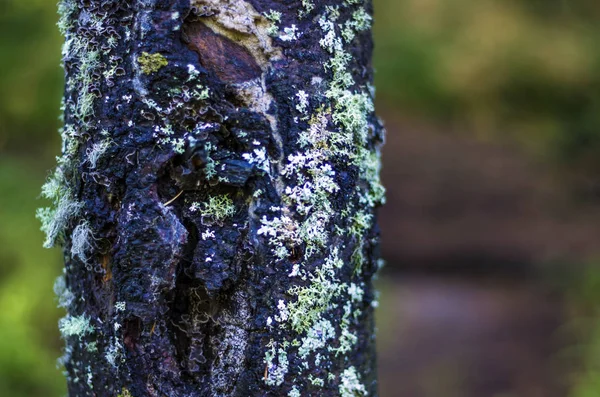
[295,90,309,114]
[339,366,367,397]
[71,221,94,265]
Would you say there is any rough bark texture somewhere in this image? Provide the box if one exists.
[40,0,385,395]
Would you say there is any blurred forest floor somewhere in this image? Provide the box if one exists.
[375,112,600,397]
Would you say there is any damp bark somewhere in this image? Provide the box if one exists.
[44,0,385,396]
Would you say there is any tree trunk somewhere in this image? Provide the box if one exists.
[40,0,385,395]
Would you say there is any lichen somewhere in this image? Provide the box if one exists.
[190,194,236,221]
[258,1,384,391]
[54,274,75,309]
[117,388,133,397]
[288,385,301,397]
[264,340,289,386]
[36,169,83,249]
[285,249,345,334]
[71,221,95,265]
[59,314,94,340]
[85,139,112,169]
[339,366,367,397]
[137,52,168,75]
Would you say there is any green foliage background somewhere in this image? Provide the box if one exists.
[0,0,599,395]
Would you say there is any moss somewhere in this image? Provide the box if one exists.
[137,52,168,75]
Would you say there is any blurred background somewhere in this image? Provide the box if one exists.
[0,0,599,396]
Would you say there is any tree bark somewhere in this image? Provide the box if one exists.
[41,0,385,395]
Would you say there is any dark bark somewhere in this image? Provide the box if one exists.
[40,0,385,395]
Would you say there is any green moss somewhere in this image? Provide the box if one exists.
[137,52,168,75]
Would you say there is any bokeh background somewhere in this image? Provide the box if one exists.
[1,0,600,396]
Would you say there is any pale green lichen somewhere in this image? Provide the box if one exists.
[243,147,271,173]
[105,337,124,368]
[117,388,133,397]
[37,171,83,248]
[137,52,168,74]
[70,47,101,122]
[42,0,128,258]
[54,274,75,309]
[261,2,383,390]
[59,314,94,340]
[298,319,335,359]
[191,195,236,220]
[299,0,315,18]
[85,341,98,353]
[309,374,325,387]
[57,0,77,35]
[154,75,210,155]
[279,25,299,42]
[330,301,359,357]
[86,139,112,169]
[341,8,372,42]
[264,341,289,386]
[264,10,282,36]
[288,385,301,397]
[285,249,344,334]
[295,90,309,114]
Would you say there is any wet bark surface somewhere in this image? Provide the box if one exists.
[45,0,384,396]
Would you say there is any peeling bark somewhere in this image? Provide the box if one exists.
[42,0,385,395]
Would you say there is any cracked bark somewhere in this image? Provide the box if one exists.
[50,0,384,396]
